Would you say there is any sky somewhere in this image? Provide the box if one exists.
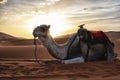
[0,0,120,38]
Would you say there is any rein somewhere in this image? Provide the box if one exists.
[33,37,42,65]
[33,24,89,64]
[85,43,90,62]
[67,33,78,59]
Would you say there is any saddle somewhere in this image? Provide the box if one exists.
[87,31,111,44]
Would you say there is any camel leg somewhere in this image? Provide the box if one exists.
[107,43,117,61]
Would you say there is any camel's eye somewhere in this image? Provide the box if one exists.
[39,27,46,32]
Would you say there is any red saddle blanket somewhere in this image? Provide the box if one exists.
[89,31,111,44]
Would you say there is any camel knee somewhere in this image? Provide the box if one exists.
[107,52,117,61]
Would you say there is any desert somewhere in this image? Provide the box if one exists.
[0,32,120,80]
[0,0,120,80]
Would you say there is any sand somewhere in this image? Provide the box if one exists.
[0,45,54,59]
[0,46,119,80]
[0,32,120,80]
[0,59,120,80]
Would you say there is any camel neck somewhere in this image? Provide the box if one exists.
[42,35,58,48]
[38,34,78,60]
[39,35,67,59]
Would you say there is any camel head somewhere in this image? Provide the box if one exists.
[33,24,50,38]
[78,26,88,41]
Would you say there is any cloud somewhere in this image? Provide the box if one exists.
[0,0,7,4]
[0,0,120,32]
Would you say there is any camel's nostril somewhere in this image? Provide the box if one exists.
[33,30,38,37]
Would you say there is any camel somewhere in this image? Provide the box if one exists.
[33,24,116,64]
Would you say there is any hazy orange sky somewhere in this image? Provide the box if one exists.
[0,0,120,38]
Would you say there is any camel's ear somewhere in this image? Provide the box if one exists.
[47,25,50,29]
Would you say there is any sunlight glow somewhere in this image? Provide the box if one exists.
[27,12,70,37]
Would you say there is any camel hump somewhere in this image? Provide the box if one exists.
[89,31,111,44]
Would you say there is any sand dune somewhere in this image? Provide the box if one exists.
[0,31,120,45]
[0,32,120,59]
[0,45,54,59]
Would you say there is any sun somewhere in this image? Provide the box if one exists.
[26,12,70,37]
